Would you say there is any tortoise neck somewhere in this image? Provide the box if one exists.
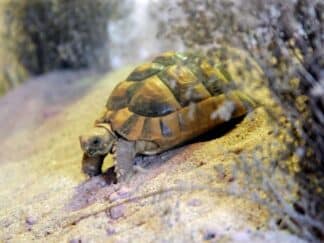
[95,123,117,139]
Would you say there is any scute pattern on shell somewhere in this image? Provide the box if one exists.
[107,51,232,116]
[103,51,251,151]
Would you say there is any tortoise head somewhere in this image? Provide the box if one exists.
[79,124,116,176]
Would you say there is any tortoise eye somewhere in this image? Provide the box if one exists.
[92,137,101,146]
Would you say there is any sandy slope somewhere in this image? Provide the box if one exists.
[0,64,304,242]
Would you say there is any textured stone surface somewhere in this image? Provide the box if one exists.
[0,63,303,242]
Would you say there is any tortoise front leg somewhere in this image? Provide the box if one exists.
[82,153,105,177]
[115,139,136,182]
[115,139,160,182]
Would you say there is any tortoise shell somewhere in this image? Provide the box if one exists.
[99,51,253,154]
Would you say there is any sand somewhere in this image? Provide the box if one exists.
[0,62,304,242]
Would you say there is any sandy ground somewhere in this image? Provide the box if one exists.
[0,63,305,242]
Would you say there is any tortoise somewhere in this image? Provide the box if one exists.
[79,51,255,181]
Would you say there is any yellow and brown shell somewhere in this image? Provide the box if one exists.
[100,51,254,153]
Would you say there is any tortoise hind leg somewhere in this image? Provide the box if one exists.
[226,90,257,117]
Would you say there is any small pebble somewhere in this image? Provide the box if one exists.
[1,219,12,227]
[187,198,202,207]
[69,238,82,243]
[227,176,235,182]
[106,226,116,235]
[117,186,131,198]
[108,192,119,202]
[204,231,217,240]
[109,205,125,219]
[25,216,37,225]
[109,186,131,202]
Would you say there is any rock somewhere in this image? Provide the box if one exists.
[109,205,125,220]
[106,226,116,236]
[0,64,303,242]
[25,216,38,226]
[187,198,202,207]
[69,238,82,243]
